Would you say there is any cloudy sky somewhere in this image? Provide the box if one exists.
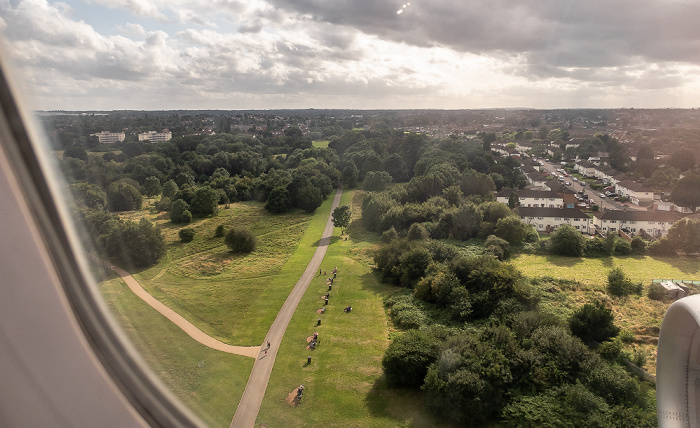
[2,0,700,110]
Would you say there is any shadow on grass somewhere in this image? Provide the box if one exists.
[365,377,449,428]
[310,235,342,247]
[651,255,700,276]
[346,219,380,245]
[543,254,586,267]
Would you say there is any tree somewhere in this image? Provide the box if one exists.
[671,173,700,212]
[382,329,440,388]
[669,148,696,172]
[69,181,106,209]
[144,176,162,197]
[104,218,165,268]
[495,216,528,245]
[214,224,226,237]
[170,199,192,223]
[189,185,219,217]
[342,161,359,187]
[363,171,393,191]
[178,228,195,242]
[162,179,178,199]
[569,300,620,344]
[63,145,88,161]
[450,203,482,241]
[225,227,257,254]
[508,191,520,208]
[332,205,351,234]
[265,186,292,213]
[106,182,142,212]
[295,184,324,213]
[549,224,585,257]
[665,218,700,254]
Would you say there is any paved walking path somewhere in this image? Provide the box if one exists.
[87,252,261,358]
[230,187,343,428]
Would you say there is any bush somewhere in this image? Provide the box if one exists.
[485,234,511,260]
[584,237,607,257]
[569,300,620,344]
[647,282,667,301]
[382,329,440,388]
[170,199,192,224]
[214,224,226,237]
[381,226,398,243]
[224,227,257,254]
[630,237,647,254]
[614,239,632,255]
[549,224,585,257]
[178,228,195,242]
[607,267,641,296]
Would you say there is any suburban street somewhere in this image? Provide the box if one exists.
[538,159,642,212]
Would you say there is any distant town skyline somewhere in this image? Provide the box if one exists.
[3,0,700,111]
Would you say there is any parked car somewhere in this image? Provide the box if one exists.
[599,193,606,198]
[573,177,578,182]
[566,181,571,186]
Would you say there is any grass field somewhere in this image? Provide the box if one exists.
[99,274,254,427]
[312,140,330,148]
[257,190,446,427]
[119,199,334,346]
[510,253,700,375]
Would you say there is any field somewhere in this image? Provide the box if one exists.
[99,190,444,427]
[95,189,690,426]
[119,200,331,345]
[100,274,254,427]
[257,190,445,427]
[510,253,700,375]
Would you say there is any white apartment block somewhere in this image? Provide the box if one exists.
[594,210,682,238]
[497,189,564,208]
[138,130,172,142]
[517,207,591,234]
[92,131,125,144]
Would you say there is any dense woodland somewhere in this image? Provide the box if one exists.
[48,109,700,426]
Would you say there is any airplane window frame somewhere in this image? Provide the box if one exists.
[0,52,204,427]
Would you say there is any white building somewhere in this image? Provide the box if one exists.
[614,180,656,205]
[138,130,172,142]
[91,131,125,144]
[517,207,591,234]
[593,210,682,237]
[496,189,564,208]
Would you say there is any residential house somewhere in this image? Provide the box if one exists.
[547,183,578,208]
[496,189,563,208]
[593,210,682,237]
[614,180,656,205]
[575,160,598,177]
[517,207,591,234]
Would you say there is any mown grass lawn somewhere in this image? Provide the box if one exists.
[312,140,330,148]
[99,274,254,428]
[510,253,700,375]
[118,199,334,346]
[257,190,447,428]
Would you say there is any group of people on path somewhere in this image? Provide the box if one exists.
[291,266,354,405]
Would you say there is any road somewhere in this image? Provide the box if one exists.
[538,160,639,211]
[229,186,343,428]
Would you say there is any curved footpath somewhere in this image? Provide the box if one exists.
[111,264,260,358]
[230,187,343,428]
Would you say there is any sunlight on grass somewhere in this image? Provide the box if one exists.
[510,253,700,376]
[257,190,446,427]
